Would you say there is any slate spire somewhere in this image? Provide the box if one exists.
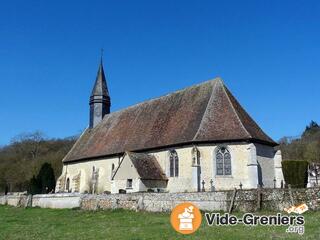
[91,59,110,97]
[89,58,111,128]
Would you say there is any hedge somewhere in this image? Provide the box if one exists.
[282,160,309,188]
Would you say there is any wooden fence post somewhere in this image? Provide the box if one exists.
[228,188,237,213]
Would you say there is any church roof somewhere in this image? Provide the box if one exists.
[63,78,276,163]
[91,61,109,97]
[112,151,168,181]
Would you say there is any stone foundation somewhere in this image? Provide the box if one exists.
[1,187,319,212]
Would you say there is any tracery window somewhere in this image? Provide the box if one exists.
[216,147,232,176]
[169,150,179,177]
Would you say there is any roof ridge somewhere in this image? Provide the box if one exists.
[193,78,220,140]
[103,78,220,118]
[221,84,252,138]
[126,150,148,156]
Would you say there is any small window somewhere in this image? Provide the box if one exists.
[66,178,70,192]
[216,147,232,176]
[126,179,133,188]
[169,150,179,177]
[192,146,200,166]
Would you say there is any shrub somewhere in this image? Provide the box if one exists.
[28,175,41,195]
[282,160,309,188]
[28,163,56,194]
[37,163,56,193]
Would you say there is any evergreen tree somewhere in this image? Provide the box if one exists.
[303,120,320,138]
[29,175,41,194]
[37,163,56,193]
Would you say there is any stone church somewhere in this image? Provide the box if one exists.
[55,61,284,194]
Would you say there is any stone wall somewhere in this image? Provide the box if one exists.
[1,188,319,212]
[0,194,30,207]
[80,191,229,212]
[32,193,82,209]
[80,188,320,212]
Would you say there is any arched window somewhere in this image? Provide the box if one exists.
[66,178,70,192]
[216,147,232,176]
[169,150,179,177]
[192,146,200,166]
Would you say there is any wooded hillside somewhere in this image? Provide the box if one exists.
[0,132,76,192]
[279,121,320,163]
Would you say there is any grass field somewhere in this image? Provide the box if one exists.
[0,205,319,240]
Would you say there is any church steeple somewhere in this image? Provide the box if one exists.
[89,58,111,128]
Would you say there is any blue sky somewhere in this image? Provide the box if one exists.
[0,0,319,145]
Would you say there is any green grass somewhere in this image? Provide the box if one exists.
[0,205,319,240]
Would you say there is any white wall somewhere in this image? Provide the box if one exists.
[255,143,276,188]
[58,156,120,194]
[56,142,282,193]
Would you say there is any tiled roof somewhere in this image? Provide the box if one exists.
[63,78,276,162]
[126,151,167,181]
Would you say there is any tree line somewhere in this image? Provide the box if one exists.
[0,131,76,193]
[279,121,320,163]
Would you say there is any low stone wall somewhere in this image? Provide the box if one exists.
[233,187,320,212]
[80,188,320,212]
[32,193,82,209]
[0,193,81,209]
[80,191,230,212]
[0,194,30,207]
[0,195,6,205]
[1,188,319,212]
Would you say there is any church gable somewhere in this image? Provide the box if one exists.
[63,77,276,163]
[112,153,140,180]
[112,152,167,181]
